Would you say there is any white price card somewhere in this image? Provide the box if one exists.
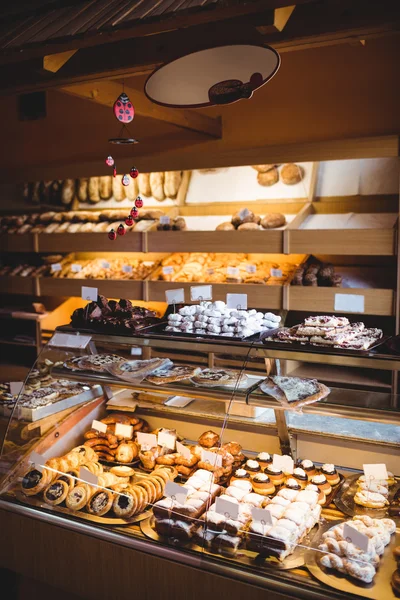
[92,420,107,433]
[165,288,185,305]
[215,497,239,520]
[201,448,222,468]
[81,286,98,301]
[334,293,365,313]
[190,285,212,301]
[165,480,189,505]
[251,507,274,527]
[79,466,98,486]
[158,431,176,450]
[100,260,110,269]
[270,268,283,278]
[226,293,248,310]
[343,523,369,552]
[51,263,62,273]
[29,451,45,472]
[10,382,23,395]
[49,332,92,349]
[136,432,157,450]
[272,454,294,474]
[131,347,142,356]
[160,216,171,225]
[164,396,194,408]
[246,264,257,274]
[122,265,133,274]
[71,264,82,273]
[239,208,251,220]
[227,266,240,277]
[162,266,174,275]
[363,463,388,481]
[115,423,133,439]
[176,441,191,460]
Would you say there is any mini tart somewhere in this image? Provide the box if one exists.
[110,465,135,478]
[285,478,302,492]
[311,474,332,495]
[87,489,114,516]
[56,471,77,492]
[66,484,91,511]
[300,459,316,479]
[264,465,285,486]
[321,464,340,486]
[245,459,261,475]
[231,468,251,484]
[252,473,275,495]
[21,468,52,496]
[112,489,138,518]
[293,468,308,489]
[43,480,69,505]
[256,452,272,469]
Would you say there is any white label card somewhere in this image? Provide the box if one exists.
[160,216,170,225]
[122,265,133,274]
[227,266,240,277]
[334,293,365,313]
[100,260,110,269]
[29,451,45,472]
[49,332,92,349]
[270,268,283,278]
[363,463,388,481]
[136,432,157,450]
[165,288,185,305]
[165,480,188,504]
[158,431,176,450]
[130,347,142,356]
[71,264,82,273]
[343,523,369,552]
[162,266,174,275]
[81,286,98,301]
[201,449,222,468]
[226,293,248,310]
[176,441,191,460]
[79,466,98,486]
[239,208,251,220]
[215,497,239,520]
[190,285,212,301]
[92,420,107,433]
[10,382,23,395]
[115,423,133,439]
[164,396,194,408]
[251,507,274,527]
[246,264,257,274]
[51,263,62,272]
[272,454,294,474]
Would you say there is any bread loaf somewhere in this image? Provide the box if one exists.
[77,178,89,202]
[124,176,138,201]
[112,176,125,202]
[150,172,165,202]
[99,176,112,200]
[257,168,279,186]
[61,179,75,206]
[281,163,304,185]
[138,173,151,197]
[164,171,182,199]
[88,177,100,203]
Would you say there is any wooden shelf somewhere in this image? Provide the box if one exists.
[38,232,143,253]
[147,230,284,253]
[285,363,391,391]
[288,286,394,316]
[0,338,36,347]
[0,234,36,252]
[0,275,38,295]
[39,277,144,299]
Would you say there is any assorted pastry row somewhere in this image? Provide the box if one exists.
[216,208,286,231]
[49,256,159,280]
[291,261,342,287]
[269,315,383,351]
[155,253,297,284]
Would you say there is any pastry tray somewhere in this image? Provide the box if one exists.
[305,519,399,599]
[334,473,400,520]
[18,385,103,422]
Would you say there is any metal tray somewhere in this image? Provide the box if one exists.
[18,385,103,422]
[334,473,400,520]
[305,519,399,599]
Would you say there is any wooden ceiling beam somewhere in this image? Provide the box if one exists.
[60,81,222,139]
[43,49,77,72]
[257,5,296,35]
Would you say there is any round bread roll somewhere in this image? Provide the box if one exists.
[261,213,286,229]
[99,176,112,200]
[138,173,151,197]
[257,167,279,186]
[252,164,275,173]
[238,222,260,231]
[172,217,187,230]
[231,209,260,227]
[303,273,317,286]
[216,222,235,231]
[281,163,304,185]
[150,172,165,202]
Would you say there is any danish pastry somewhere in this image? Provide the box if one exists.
[21,468,52,496]
[66,484,92,511]
[198,430,220,448]
[43,480,69,505]
[112,489,138,518]
[87,489,114,516]
[115,443,135,463]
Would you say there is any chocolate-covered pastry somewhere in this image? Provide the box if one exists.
[303,273,317,286]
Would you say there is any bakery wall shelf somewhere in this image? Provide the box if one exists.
[288,287,394,316]
[0,234,37,253]
[38,232,144,253]
[0,275,38,295]
[38,277,144,300]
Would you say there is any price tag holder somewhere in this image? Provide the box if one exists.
[215,497,239,520]
[160,216,171,225]
[10,382,23,395]
[136,432,157,450]
[176,441,191,460]
[165,480,189,505]
[162,266,174,275]
[226,293,248,310]
[100,260,110,269]
[81,286,98,301]
[158,431,176,450]
[363,463,388,481]
[270,268,283,278]
[272,454,294,474]
[29,451,46,473]
[334,293,365,313]
[122,265,133,274]
[51,263,62,273]
[79,466,98,486]
[246,264,257,274]
[49,332,92,349]
[92,420,107,433]
[227,266,240,277]
[343,523,369,552]
[201,449,222,468]
[71,264,82,273]
[165,288,185,305]
[251,507,273,527]
[115,423,133,439]
[190,285,212,301]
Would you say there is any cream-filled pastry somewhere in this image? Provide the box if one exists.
[252,473,275,495]
[300,459,316,479]
[284,477,302,492]
[231,468,251,484]
[293,467,308,489]
[321,463,341,486]
[245,459,261,475]
[306,483,326,505]
[264,465,285,486]
[256,452,272,469]
[311,474,332,495]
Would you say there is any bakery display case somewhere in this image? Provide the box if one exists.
[1,297,399,600]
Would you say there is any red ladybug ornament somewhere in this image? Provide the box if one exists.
[130,207,139,219]
[122,174,130,186]
[130,166,139,178]
[117,224,126,236]
[108,229,116,241]
[105,155,114,167]
[113,93,134,123]
[113,167,117,178]
[125,215,134,227]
